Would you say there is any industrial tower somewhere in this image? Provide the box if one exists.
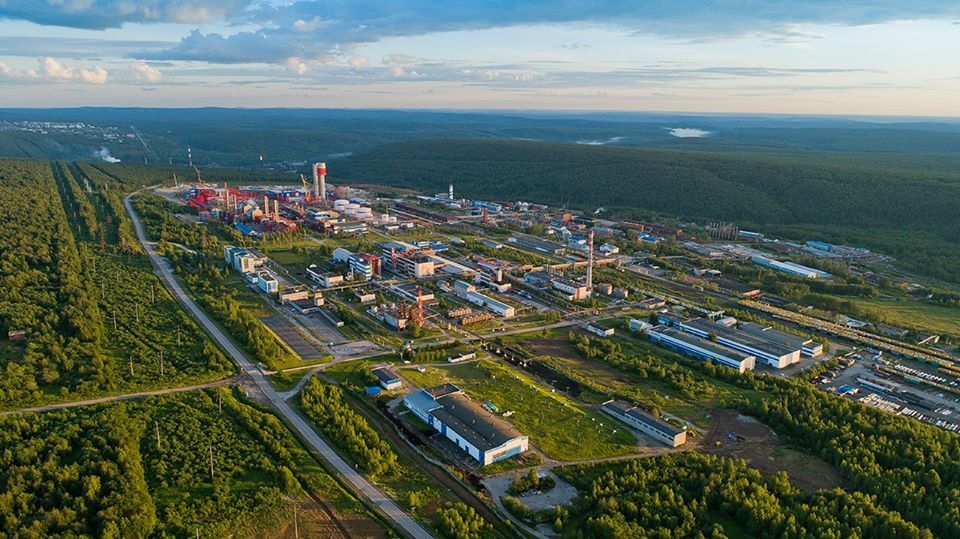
[312,162,327,201]
[586,229,595,291]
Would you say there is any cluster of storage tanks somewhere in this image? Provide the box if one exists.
[333,199,375,220]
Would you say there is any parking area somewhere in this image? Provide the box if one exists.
[296,311,350,344]
[818,357,960,432]
[260,315,327,360]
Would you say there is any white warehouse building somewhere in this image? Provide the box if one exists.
[404,384,528,466]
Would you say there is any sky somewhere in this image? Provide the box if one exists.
[1,1,959,115]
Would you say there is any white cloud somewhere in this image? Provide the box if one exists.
[78,66,108,84]
[0,57,108,84]
[130,60,162,82]
[285,57,308,75]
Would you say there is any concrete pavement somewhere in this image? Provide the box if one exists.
[124,190,432,539]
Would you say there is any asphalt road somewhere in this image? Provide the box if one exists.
[124,190,432,539]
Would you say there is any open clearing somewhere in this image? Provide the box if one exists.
[399,360,638,462]
[700,409,843,493]
[853,297,960,336]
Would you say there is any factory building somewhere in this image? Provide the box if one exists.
[630,319,653,332]
[255,272,279,294]
[751,255,832,279]
[333,248,380,280]
[224,246,267,274]
[305,264,344,288]
[740,322,824,358]
[523,271,591,300]
[474,264,511,293]
[551,276,591,301]
[648,326,756,373]
[599,243,620,255]
[508,236,566,256]
[586,324,615,337]
[354,289,376,304]
[404,384,528,466]
[396,254,436,278]
[602,400,686,447]
[465,291,515,318]
[381,308,408,330]
[658,315,801,369]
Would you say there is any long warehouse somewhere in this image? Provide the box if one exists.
[648,326,756,372]
[404,384,528,465]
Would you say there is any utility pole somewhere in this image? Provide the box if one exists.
[218,391,222,414]
[113,311,118,330]
[294,503,299,539]
[209,445,214,480]
[151,284,155,303]
[177,325,182,347]
[154,421,161,450]
[129,356,134,377]
[135,304,140,324]
[159,350,164,377]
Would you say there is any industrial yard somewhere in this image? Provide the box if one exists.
[9,154,956,538]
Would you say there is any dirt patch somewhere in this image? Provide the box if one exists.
[268,498,387,539]
[524,336,582,360]
[699,409,842,493]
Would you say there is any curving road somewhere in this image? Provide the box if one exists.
[124,190,432,539]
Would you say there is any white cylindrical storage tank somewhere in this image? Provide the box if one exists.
[346,203,360,211]
[334,199,349,210]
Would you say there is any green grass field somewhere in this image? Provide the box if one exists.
[853,297,960,336]
[400,360,637,462]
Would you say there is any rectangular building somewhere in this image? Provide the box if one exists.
[586,324,615,337]
[751,255,832,279]
[648,326,756,373]
[372,367,403,391]
[740,322,823,358]
[256,272,278,293]
[306,264,344,288]
[679,318,801,369]
[465,291,515,318]
[403,384,528,465]
[508,236,565,256]
[602,400,686,447]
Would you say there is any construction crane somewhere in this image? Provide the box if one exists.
[193,165,203,185]
[300,174,313,203]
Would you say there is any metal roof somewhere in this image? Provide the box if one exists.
[602,400,684,437]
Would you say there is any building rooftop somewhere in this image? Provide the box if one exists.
[432,392,525,452]
[685,318,797,358]
[372,367,400,384]
[651,326,755,363]
[602,400,684,437]
[740,322,812,348]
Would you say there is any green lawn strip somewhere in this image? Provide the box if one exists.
[400,360,637,461]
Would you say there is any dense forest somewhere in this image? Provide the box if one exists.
[0,389,376,537]
[337,139,960,282]
[557,453,928,538]
[0,159,231,408]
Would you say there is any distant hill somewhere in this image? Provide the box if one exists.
[336,139,960,282]
[4,107,960,168]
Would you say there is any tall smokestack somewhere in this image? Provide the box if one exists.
[586,229,595,291]
[274,199,279,221]
[318,162,327,201]
[449,183,453,200]
[312,163,319,200]
[264,195,269,219]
